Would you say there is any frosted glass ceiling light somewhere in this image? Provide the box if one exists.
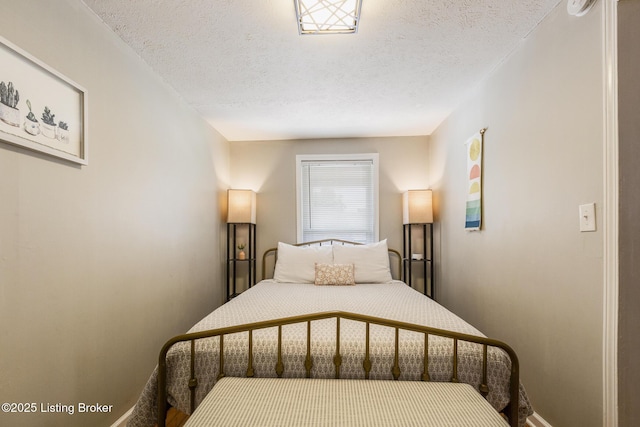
[295,0,363,35]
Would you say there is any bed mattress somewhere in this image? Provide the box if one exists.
[127,280,532,427]
[184,377,510,427]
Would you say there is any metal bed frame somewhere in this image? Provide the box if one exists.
[157,310,519,427]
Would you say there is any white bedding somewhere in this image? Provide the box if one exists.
[127,280,532,427]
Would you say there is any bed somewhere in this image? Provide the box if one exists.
[173,311,519,427]
[126,239,533,427]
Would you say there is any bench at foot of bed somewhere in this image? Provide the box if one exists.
[183,377,509,427]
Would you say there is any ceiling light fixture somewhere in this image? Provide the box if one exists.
[294,0,363,35]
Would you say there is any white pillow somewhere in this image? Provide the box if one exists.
[273,242,333,283]
[332,240,393,283]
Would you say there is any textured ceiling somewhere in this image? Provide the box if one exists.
[82,0,562,141]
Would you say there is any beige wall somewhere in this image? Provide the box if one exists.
[0,1,230,426]
[428,3,604,427]
[230,136,429,283]
[617,1,640,425]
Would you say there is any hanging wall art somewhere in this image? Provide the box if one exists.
[0,36,87,165]
[465,128,486,230]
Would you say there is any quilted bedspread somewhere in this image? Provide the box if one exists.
[127,280,533,427]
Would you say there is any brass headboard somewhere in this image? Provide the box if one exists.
[261,239,402,281]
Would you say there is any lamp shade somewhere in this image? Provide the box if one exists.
[227,190,256,224]
[403,190,433,224]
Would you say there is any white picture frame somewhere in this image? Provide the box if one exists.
[0,36,87,165]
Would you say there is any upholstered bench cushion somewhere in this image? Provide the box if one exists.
[184,377,508,426]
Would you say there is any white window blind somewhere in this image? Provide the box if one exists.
[297,154,379,244]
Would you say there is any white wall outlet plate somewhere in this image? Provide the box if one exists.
[579,203,596,232]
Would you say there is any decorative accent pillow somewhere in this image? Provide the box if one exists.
[273,242,333,283]
[332,239,393,283]
[314,263,355,286]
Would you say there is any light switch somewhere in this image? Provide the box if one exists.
[579,203,596,232]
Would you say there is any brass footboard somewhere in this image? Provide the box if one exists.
[158,311,519,427]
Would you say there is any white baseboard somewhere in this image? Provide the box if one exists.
[110,406,134,427]
[527,411,553,427]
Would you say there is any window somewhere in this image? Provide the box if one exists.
[296,153,379,244]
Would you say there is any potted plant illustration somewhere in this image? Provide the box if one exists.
[57,121,69,143]
[237,243,246,260]
[23,99,40,136]
[0,81,21,127]
[40,106,57,139]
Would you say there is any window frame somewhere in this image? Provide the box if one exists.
[295,153,380,244]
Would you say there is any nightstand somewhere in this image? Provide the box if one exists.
[226,222,256,301]
[403,223,434,299]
